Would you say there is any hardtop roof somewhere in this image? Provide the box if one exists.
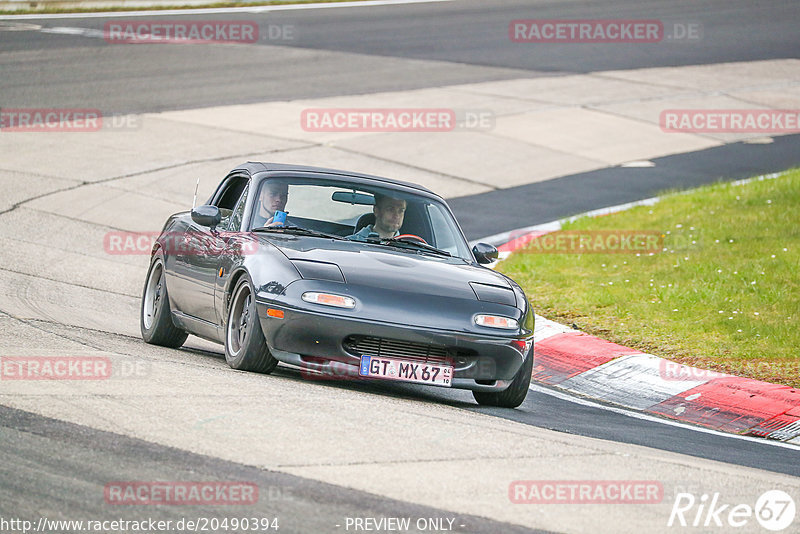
[233,162,439,198]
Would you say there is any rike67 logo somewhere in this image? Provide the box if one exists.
[668,490,796,531]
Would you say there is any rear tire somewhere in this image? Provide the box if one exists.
[473,345,533,408]
[141,255,188,348]
[225,276,279,374]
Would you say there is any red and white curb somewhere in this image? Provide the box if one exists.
[478,172,800,443]
[530,317,800,444]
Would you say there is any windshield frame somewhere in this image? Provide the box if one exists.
[246,172,474,261]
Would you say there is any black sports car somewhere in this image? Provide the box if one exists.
[141,163,534,407]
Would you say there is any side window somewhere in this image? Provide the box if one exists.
[213,176,248,230]
[227,184,249,231]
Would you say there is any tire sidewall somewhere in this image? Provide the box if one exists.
[503,344,534,404]
[140,254,168,342]
[225,276,257,368]
[473,342,533,408]
[514,345,534,389]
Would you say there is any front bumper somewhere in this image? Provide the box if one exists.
[254,298,531,393]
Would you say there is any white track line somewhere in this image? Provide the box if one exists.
[530,383,800,451]
[0,0,452,20]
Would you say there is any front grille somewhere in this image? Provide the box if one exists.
[344,336,451,365]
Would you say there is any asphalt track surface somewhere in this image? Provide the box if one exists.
[453,133,800,240]
[2,0,800,532]
[0,404,541,534]
[1,0,799,112]
[258,368,800,478]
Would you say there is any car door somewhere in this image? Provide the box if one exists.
[213,182,254,330]
[174,174,249,324]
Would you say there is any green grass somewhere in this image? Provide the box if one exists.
[499,169,800,388]
[0,0,364,15]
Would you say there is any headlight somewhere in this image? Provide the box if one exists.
[302,292,355,309]
[474,314,519,330]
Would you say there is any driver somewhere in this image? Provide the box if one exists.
[252,181,289,228]
[349,193,406,241]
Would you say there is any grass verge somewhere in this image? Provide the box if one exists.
[498,169,800,388]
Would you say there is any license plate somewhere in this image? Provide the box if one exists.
[359,356,453,387]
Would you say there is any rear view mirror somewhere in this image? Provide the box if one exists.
[472,243,499,264]
[191,205,221,228]
[332,191,375,205]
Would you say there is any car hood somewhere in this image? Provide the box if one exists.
[261,235,513,303]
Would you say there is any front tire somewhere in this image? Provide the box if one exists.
[141,255,188,348]
[473,346,533,408]
[225,276,279,374]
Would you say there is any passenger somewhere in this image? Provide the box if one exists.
[349,193,406,241]
[252,181,289,228]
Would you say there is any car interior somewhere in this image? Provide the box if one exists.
[205,176,454,253]
[288,200,435,244]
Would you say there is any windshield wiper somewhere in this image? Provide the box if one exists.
[377,237,451,257]
[252,226,346,240]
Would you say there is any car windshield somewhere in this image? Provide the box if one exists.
[250,176,473,260]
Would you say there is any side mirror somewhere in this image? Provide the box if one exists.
[191,205,221,228]
[472,243,499,264]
